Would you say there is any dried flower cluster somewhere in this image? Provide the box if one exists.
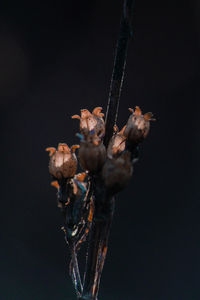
[46,105,154,299]
[46,105,153,194]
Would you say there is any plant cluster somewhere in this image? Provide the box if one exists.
[46,105,154,300]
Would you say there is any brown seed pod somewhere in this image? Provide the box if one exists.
[102,151,133,195]
[107,125,127,158]
[124,106,154,145]
[46,143,79,179]
[78,133,106,173]
[72,107,105,138]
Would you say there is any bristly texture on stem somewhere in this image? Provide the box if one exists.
[46,1,155,300]
[104,0,135,148]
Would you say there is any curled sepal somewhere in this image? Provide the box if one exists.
[124,106,154,145]
[92,106,104,118]
[144,112,155,121]
[46,143,79,179]
[46,147,56,157]
[102,151,133,195]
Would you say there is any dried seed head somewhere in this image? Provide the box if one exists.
[78,132,106,173]
[107,125,127,158]
[102,151,133,195]
[81,109,96,132]
[124,106,154,145]
[46,143,79,179]
[72,107,105,138]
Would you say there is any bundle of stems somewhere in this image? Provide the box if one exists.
[78,1,136,299]
[46,2,153,300]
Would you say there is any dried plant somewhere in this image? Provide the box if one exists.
[46,1,154,299]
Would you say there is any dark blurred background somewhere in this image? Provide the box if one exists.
[1,0,200,299]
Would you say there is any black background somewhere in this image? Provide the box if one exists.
[1,0,200,299]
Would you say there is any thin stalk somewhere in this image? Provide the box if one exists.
[78,1,135,299]
[67,240,83,297]
[104,0,135,147]
[90,198,115,299]
[79,195,114,300]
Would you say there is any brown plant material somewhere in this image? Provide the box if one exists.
[45,1,155,299]
[74,172,87,182]
[78,133,106,173]
[72,107,105,138]
[51,180,60,190]
[73,173,88,198]
[46,143,79,179]
[107,125,127,158]
[124,106,154,145]
[102,151,133,195]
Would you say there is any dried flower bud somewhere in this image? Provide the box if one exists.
[78,133,106,173]
[46,143,79,179]
[102,151,133,194]
[72,107,105,138]
[124,106,154,145]
[107,125,126,158]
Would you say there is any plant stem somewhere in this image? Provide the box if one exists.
[90,198,115,299]
[79,192,115,300]
[78,1,135,299]
[104,0,135,147]
[67,240,83,297]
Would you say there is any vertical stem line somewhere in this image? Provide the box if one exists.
[104,0,135,147]
[78,1,136,299]
[91,198,115,299]
[79,197,114,300]
[66,237,83,296]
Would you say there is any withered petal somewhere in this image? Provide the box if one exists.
[134,106,142,116]
[118,125,127,135]
[81,109,92,118]
[128,108,134,113]
[58,143,70,152]
[51,180,60,190]
[46,147,56,156]
[92,107,104,118]
[71,114,81,120]
[71,144,80,152]
[143,112,154,121]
